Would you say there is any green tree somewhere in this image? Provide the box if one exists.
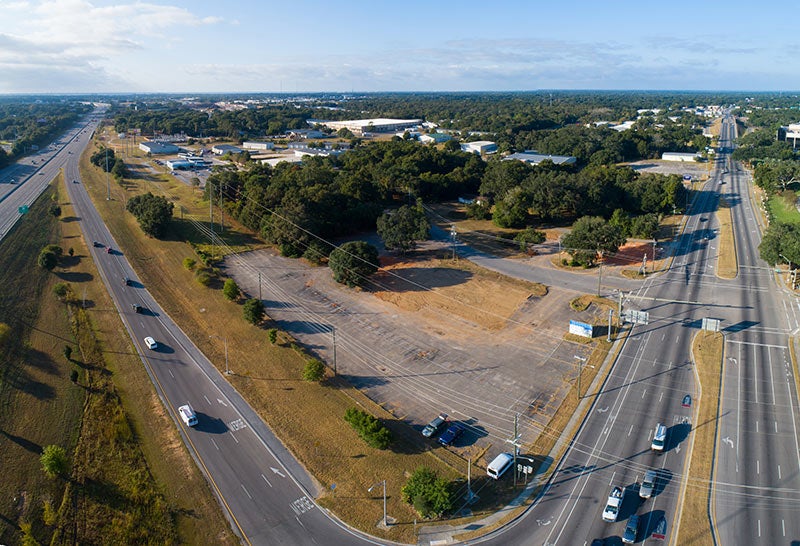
[0,322,11,348]
[328,241,379,288]
[183,257,197,270]
[343,407,392,449]
[401,467,453,518]
[38,248,58,270]
[760,222,800,265]
[514,226,546,251]
[223,279,241,301]
[561,216,627,267]
[40,445,68,478]
[268,328,278,344]
[492,187,528,228]
[49,204,61,217]
[302,358,326,382]
[242,298,265,325]
[53,282,70,300]
[126,192,174,238]
[376,204,430,253]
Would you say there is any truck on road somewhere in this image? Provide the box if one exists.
[602,486,624,522]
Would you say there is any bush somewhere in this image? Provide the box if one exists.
[183,257,197,271]
[40,445,68,478]
[243,298,265,325]
[69,369,78,383]
[268,329,278,344]
[49,204,62,217]
[38,249,58,270]
[343,407,392,449]
[401,467,453,518]
[63,345,72,361]
[53,282,71,300]
[302,358,326,382]
[223,279,240,301]
[194,269,213,286]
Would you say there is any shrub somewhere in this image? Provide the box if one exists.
[194,269,213,286]
[0,323,10,347]
[49,204,62,217]
[243,298,265,325]
[302,358,325,382]
[53,282,71,300]
[183,257,197,271]
[63,345,72,361]
[268,329,278,344]
[343,407,392,449]
[38,249,58,270]
[223,279,241,301]
[40,445,68,478]
[401,467,453,518]
[69,369,79,383]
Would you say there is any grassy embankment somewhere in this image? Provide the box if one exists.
[675,331,723,546]
[0,175,230,545]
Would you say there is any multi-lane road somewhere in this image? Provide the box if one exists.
[5,109,800,545]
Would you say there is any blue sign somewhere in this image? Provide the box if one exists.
[569,320,593,338]
[682,395,692,408]
[683,174,692,181]
[18,205,29,214]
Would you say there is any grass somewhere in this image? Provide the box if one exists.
[767,190,800,225]
[715,197,738,279]
[676,330,722,546]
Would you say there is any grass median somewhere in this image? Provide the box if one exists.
[715,197,737,279]
[676,330,722,546]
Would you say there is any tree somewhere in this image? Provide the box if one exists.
[183,257,196,270]
[492,187,528,228]
[376,204,430,253]
[63,345,72,361]
[223,279,241,301]
[401,467,453,518]
[0,322,11,348]
[38,248,58,270]
[40,445,68,478]
[242,298,265,325]
[328,241,379,288]
[49,204,61,217]
[53,282,70,300]
[514,226,546,251]
[561,216,627,267]
[69,369,79,383]
[760,222,800,265]
[302,358,325,382]
[126,192,174,238]
[343,407,392,449]
[268,328,278,344]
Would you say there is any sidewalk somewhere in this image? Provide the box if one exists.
[416,328,627,545]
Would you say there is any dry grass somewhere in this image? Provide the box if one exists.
[676,331,722,546]
[716,197,738,279]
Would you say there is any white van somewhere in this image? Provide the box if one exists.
[487,452,514,480]
[651,423,667,451]
[178,404,198,427]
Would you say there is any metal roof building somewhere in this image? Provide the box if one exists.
[505,151,576,166]
[139,141,180,154]
[311,118,422,136]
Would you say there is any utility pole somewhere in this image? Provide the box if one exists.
[597,263,602,297]
[607,309,613,342]
[332,325,337,376]
[450,224,457,260]
[258,271,262,300]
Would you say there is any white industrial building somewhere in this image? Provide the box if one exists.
[211,144,244,155]
[419,133,452,144]
[242,141,275,151]
[261,156,303,167]
[311,118,422,136]
[139,141,180,154]
[505,151,577,166]
[778,124,800,148]
[661,152,700,162]
[461,141,497,155]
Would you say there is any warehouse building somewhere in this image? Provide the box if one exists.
[311,118,422,136]
[505,151,576,166]
[461,141,497,155]
[661,152,700,162]
[139,141,180,154]
[243,141,274,151]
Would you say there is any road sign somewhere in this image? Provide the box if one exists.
[569,320,593,338]
[651,515,667,540]
[702,317,721,332]
[623,310,650,325]
[682,395,692,408]
[18,205,29,214]
[683,174,692,181]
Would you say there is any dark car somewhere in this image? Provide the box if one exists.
[131,303,142,314]
[438,423,464,446]
[123,277,131,286]
[73,179,78,183]
[422,413,448,438]
[106,247,112,254]
[92,241,102,247]
[622,513,639,544]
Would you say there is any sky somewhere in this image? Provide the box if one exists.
[0,0,798,94]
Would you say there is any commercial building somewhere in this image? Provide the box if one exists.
[211,144,244,155]
[461,141,497,155]
[505,151,576,166]
[242,141,275,151]
[261,156,303,167]
[311,118,422,136]
[419,133,452,144]
[778,123,800,148]
[139,141,180,154]
[661,152,700,162]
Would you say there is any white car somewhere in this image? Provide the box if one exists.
[144,336,157,350]
[178,404,198,427]
[602,486,623,522]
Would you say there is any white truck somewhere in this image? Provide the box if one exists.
[602,486,624,522]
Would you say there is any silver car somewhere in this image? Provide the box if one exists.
[640,469,657,499]
[421,413,448,438]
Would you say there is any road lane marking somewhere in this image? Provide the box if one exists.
[755,421,758,433]
[229,432,239,444]
[168,369,174,379]
[768,349,776,404]
[240,484,252,500]
[757,460,760,474]
[659,392,663,403]
[775,421,778,433]
[758,519,761,537]
[609,471,616,486]
[211,439,219,450]
[778,464,782,480]
[783,519,786,536]
[753,345,759,406]
[204,395,211,405]
[642,389,647,399]
[261,473,272,488]
[628,424,634,437]
[270,467,286,478]
[784,379,800,473]
[290,496,314,516]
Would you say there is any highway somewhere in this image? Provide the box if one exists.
[711,118,800,544]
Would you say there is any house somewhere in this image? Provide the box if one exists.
[139,141,180,154]
[505,151,576,166]
[461,141,497,155]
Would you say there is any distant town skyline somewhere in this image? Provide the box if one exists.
[1,0,798,94]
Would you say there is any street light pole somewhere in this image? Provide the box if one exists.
[368,480,387,527]
[209,335,230,375]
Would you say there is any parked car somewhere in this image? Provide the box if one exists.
[438,423,464,446]
[622,514,640,544]
[144,336,157,350]
[422,413,448,438]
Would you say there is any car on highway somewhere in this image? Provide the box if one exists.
[92,241,102,247]
[602,486,623,522]
[622,513,639,543]
[144,336,157,350]
[132,303,142,314]
[106,247,112,254]
[178,404,198,427]
[438,423,464,446]
[422,413,448,438]
[640,469,657,498]
[73,179,78,183]
[651,423,667,452]
[123,277,131,286]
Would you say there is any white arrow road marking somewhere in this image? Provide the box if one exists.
[536,518,552,526]
[270,467,286,478]
[675,445,681,454]
[597,406,609,413]
[217,398,228,407]
[723,436,734,448]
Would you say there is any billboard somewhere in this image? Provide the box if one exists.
[569,320,593,338]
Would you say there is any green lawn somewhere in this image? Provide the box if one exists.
[768,191,800,224]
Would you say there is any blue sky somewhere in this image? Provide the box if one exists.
[0,0,796,93]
